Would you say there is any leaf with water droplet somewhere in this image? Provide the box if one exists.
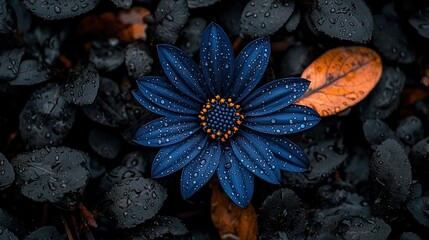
[297,46,382,117]
[407,196,429,227]
[110,0,132,9]
[0,153,15,190]
[187,0,220,9]
[8,59,50,86]
[336,216,391,239]
[284,7,300,32]
[259,188,307,239]
[24,226,61,239]
[154,0,189,44]
[62,63,100,106]
[373,14,416,64]
[101,177,167,228]
[310,0,373,43]
[19,83,76,149]
[22,0,100,20]
[409,7,429,38]
[363,119,397,149]
[0,0,14,33]
[81,77,128,127]
[395,116,425,146]
[177,17,207,56]
[370,139,411,219]
[89,39,125,72]
[126,216,188,239]
[0,227,18,240]
[125,42,153,80]
[0,48,25,81]
[11,147,89,203]
[240,0,294,38]
[359,66,405,120]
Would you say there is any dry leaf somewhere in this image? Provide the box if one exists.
[210,178,258,240]
[296,46,382,117]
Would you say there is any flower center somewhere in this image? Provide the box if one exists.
[198,95,244,142]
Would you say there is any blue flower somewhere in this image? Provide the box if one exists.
[133,23,320,208]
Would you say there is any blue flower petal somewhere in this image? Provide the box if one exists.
[181,140,221,199]
[217,145,254,208]
[157,45,208,102]
[244,104,320,135]
[132,90,177,117]
[134,116,200,147]
[137,76,199,115]
[228,38,270,102]
[229,130,280,184]
[200,23,234,96]
[152,132,208,177]
[261,134,309,172]
[241,78,310,117]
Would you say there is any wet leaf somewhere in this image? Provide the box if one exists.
[22,0,100,20]
[373,14,416,64]
[410,137,429,182]
[154,0,189,44]
[99,165,145,193]
[240,0,294,38]
[297,46,382,117]
[210,179,258,240]
[177,17,208,56]
[409,8,429,38]
[279,44,313,77]
[125,43,153,80]
[9,59,50,86]
[126,216,188,239]
[400,232,422,240]
[12,147,89,203]
[371,139,412,219]
[0,227,18,240]
[88,127,121,159]
[395,116,425,146]
[62,63,100,105]
[310,0,373,42]
[258,188,307,239]
[23,226,61,240]
[284,7,300,32]
[0,48,25,81]
[335,216,391,240]
[89,39,125,72]
[363,119,397,149]
[0,0,14,33]
[0,152,15,190]
[19,83,76,149]
[102,177,167,228]
[81,77,128,127]
[359,66,405,119]
[282,137,348,188]
[110,0,132,9]
[407,196,429,227]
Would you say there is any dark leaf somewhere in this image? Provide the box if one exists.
[240,0,294,38]
[0,48,25,81]
[282,138,348,188]
[0,152,15,190]
[187,0,220,9]
[22,0,100,20]
[99,165,145,193]
[81,78,128,127]
[259,188,307,239]
[62,63,100,105]
[409,7,429,38]
[102,177,167,228]
[363,119,397,149]
[410,137,429,182]
[279,44,313,77]
[9,59,50,86]
[359,66,406,119]
[342,146,371,185]
[88,127,121,159]
[19,83,76,149]
[370,139,412,219]
[407,196,429,227]
[177,17,208,56]
[23,226,62,240]
[126,216,188,239]
[154,0,189,44]
[218,0,246,37]
[284,7,300,32]
[395,116,425,146]
[310,0,373,42]
[10,0,32,33]
[89,39,125,72]
[0,0,14,33]
[125,43,153,80]
[110,0,132,9]
[0,227,18,240]
[121,151,149,174]
[373,14,416,64]
[12,147,89,203]
[400,232,422,240]
[335,216,391,240]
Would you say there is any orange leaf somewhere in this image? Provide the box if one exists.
[296,46,382,117]
[210,178,258,240]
